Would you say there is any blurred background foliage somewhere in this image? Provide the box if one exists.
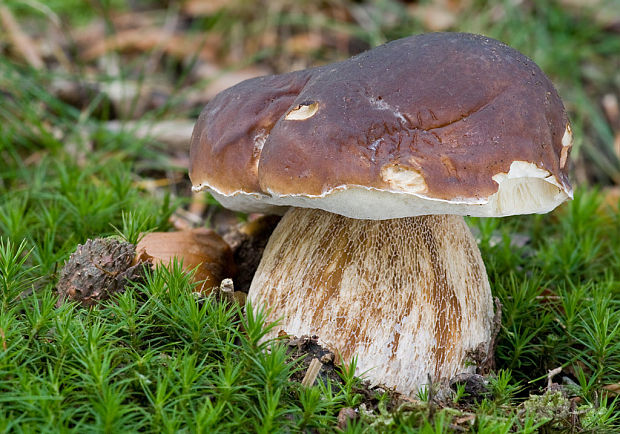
[1,0,619,187]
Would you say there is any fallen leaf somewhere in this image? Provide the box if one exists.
[284,33,324,55]
[105,119,195,150]
[190,64,271,102]
[603,383,620,395]
[182,0,231,16]
[0,6,44,68]
[407,0,470,31]
[599,187,620,213]
[408,4,456,31]
[81,28,220,63]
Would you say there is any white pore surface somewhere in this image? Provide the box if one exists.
[192,161,572,220]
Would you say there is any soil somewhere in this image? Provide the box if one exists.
[223,215,281,293]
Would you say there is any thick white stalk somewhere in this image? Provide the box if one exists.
[249,208,494,395]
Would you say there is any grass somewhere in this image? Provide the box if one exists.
[1,0,620,431]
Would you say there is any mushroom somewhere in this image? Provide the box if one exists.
[189,33,573,395]
[57,229,234,306]
[135,229,235,293]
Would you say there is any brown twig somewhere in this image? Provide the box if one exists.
[547,366,562,391]
[0,327,6,351]
[0,6,44,68]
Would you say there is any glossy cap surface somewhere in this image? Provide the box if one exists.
[190,32,572,219]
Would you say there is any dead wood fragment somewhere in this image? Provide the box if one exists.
[301,358,322,387]
[547,366,563,391]
[285,334,340,385]
[215,278,246,305]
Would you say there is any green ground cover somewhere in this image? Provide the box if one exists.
[1,0,619,431]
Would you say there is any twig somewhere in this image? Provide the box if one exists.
[547,366,562,391]
[0,6,44,68]
[0,327,6,351]
[301,358,322,387]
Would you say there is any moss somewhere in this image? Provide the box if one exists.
[522,391,571,429]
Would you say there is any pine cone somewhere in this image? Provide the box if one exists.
[56,238,145,307]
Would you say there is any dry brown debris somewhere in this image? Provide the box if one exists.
[136,228,235,294]
[57,229,236,306]
[0,6,44,68]
[56,238,145,307]
[223,215,280,293]
[337,407,358,429]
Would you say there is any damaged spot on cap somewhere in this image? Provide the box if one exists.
[560,124,572,169]
[381,164,427,194]
[490,161,569,215]
[492,161,563,190]
[285,101,319,120]
[251,129,269,175]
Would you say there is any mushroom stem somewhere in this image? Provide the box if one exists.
[248,208,494,395]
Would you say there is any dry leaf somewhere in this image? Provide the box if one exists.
[407,0,470,32]
[601,94,620,160]
[603,383,620,395]
[408,4,456,31]
[105,119,195,150]
[602,93,619,125]
[455,414,476,425]
[81,28,220,63]
[284,33,324,55]
[0,6,44,68]
[190,65,271,102]
[337,407,358,430]
[182,0,231,16]
[599,187,620,212]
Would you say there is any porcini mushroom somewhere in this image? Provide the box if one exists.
[189,33,572,395]
[135,229,235,293]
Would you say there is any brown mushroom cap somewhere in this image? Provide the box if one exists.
[190,32,572,219]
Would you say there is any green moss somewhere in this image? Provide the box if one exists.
[0,0,619,431]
